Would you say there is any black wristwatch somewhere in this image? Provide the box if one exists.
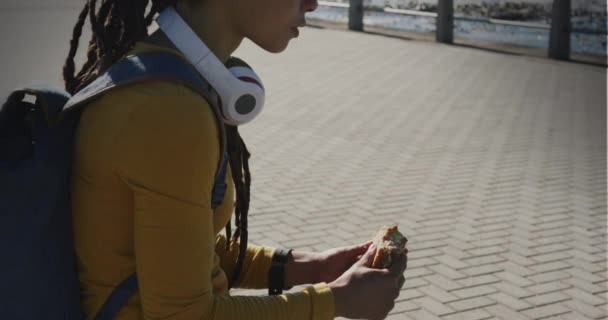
[268,248,294,295]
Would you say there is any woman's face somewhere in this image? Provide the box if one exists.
[231,0,319,53]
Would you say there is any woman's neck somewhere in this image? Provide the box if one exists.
[142,3,243,63]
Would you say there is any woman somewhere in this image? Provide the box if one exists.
[64,0,408,319]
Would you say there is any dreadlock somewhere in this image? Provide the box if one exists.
[63,0,253,290]
[225,125,252,289]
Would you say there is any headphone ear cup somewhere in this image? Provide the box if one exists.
[225,57,264,90]
[221,57,265,126]
[224,56,249,69]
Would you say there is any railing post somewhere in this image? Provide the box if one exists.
[548,0,571,60]
[349,0,364,31]
[436,0,454,43]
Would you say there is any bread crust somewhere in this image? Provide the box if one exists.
[371,226,407,268]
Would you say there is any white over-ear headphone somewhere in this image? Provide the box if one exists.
[156,6,265,126]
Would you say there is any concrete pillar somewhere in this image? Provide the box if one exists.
[549,0,571,60]
[436,0,454,43]
[349,0,364,31]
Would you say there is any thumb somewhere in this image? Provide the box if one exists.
[355,243,377,267]
[350,240,373,256]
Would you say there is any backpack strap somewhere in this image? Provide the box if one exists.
[212,151,229,210]
[66,52,231,320]
[94,274,138,320]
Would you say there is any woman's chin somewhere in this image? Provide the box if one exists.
[250,37,290,54]
[268,43,290,54]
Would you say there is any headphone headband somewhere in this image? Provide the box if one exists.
[156,6,265,125]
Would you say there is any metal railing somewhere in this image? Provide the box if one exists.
[317,0,605,60]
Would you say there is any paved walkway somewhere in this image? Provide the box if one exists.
[2,2,607,319]
[231,25,607,320]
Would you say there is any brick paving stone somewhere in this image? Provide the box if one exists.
[447,296,497,312]
[425,274,463,291]
[397,288,425,302]
[408,257,441,269]
[564,277,606,296]
[434,254,470,270]
[467,245,509,258]
[489,292,534,311]
[412,297,455,316]
[408,248,444,259]
[485,304,533,320]
[565,287,607,306]
[463,254,508,267]
[524,291,571,307]
[442,308,494,320]
[428,263,468,280]
[566,269,607,284]
[555,311,596,320]
[389,300,420,314]
[520,303,571,319]
[500,252,538,268]
[525,281,572,295]
[407,309,443,320]
[461,264,504,277]
[403,277,430,290]
[493,282,535,299]
[531,251,571,264]
[529,261,573,273]
[526,270,572,284]
[563,299,608,319]
[418,284,459,304]
[459,274,502,288]
[451,285,499,300]
[405,267,434,279]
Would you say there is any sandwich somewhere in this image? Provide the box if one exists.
[371,225,408,269]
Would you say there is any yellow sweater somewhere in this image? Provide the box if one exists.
[71,41,334,320]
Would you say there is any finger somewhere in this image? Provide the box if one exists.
[400,253,408,272]
[392,287,400,300]
[347,240,372,249]
[340,240,374,262]
[388,253,407,276]
[355,243,377,267]
[352,240,374,255]
[361,240,374,247]
[396,275,406,289]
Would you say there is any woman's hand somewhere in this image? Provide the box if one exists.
[329,244,408,320]
[315,240,373,284]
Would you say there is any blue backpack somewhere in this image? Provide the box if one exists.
[0,51,229,320]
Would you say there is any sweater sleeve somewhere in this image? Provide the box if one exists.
[111,82,335,320]
[214,234,276,289]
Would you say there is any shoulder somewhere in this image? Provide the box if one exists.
[124,80,217,126]
[111,79,220,148]
[84,78,219,133]
[93,78,222,162]
[106,80,223,196]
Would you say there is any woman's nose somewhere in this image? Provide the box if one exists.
[304,0,318,12]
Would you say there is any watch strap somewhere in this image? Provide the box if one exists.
[268,248,293,295]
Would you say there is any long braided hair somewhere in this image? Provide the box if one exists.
[63,0,252,289]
